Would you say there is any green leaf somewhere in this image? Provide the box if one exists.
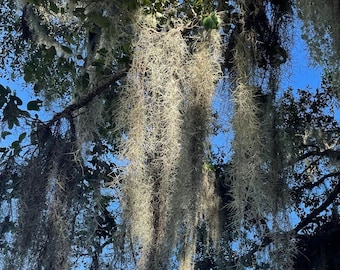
[49,1,58,13]
[0,84,10,108]
[210,12,218,26]
[61,45,73,54]
[65,35,76,45]
[27,99,43,111]
[24,65,35,82]
[3,96,24,129]
[18,132,27,142]
[11,140,20,150]
[12,95,23,106]
[142,0,151,5]
[121,44,131,54]
[92,58,105,66]
[34,83,43,93]
[45,46,56,58]
[1,131,11,139]
[7,118,20,129]
[203,15,217,30]
[11,140,22,155]
[89,13,111,28]
[97,48,109,56]
[73,8,86,20]
[0,84,10,96]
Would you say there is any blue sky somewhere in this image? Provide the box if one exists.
[283,27,323,91]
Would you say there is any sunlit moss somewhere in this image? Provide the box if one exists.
[116,11,222,269]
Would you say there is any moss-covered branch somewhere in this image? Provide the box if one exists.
[45,68,127,127]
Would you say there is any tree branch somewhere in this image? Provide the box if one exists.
[294,179,340,233]
[237,178,340,266]
[45,68,127,127]
[295,171,340,193]
[295,149,340,163]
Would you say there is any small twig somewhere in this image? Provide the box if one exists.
[295,171,340,193]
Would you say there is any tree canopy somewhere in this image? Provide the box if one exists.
[0,0,340,269]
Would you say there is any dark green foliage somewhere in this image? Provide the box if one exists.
[294,222,340,269]
[27,99,42,111]
[203,12,218,30]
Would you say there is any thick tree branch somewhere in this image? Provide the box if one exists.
[294,179,340,233]
[45,68,127,127]
[295,149,340,163]
[237,178,340,266]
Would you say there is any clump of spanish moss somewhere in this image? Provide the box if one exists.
[115,11,223,269]
[177,32,222,269]
[8,132,81,270]
[116,14,188,269]
[229,1,296,268]
[230,31,269,234]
